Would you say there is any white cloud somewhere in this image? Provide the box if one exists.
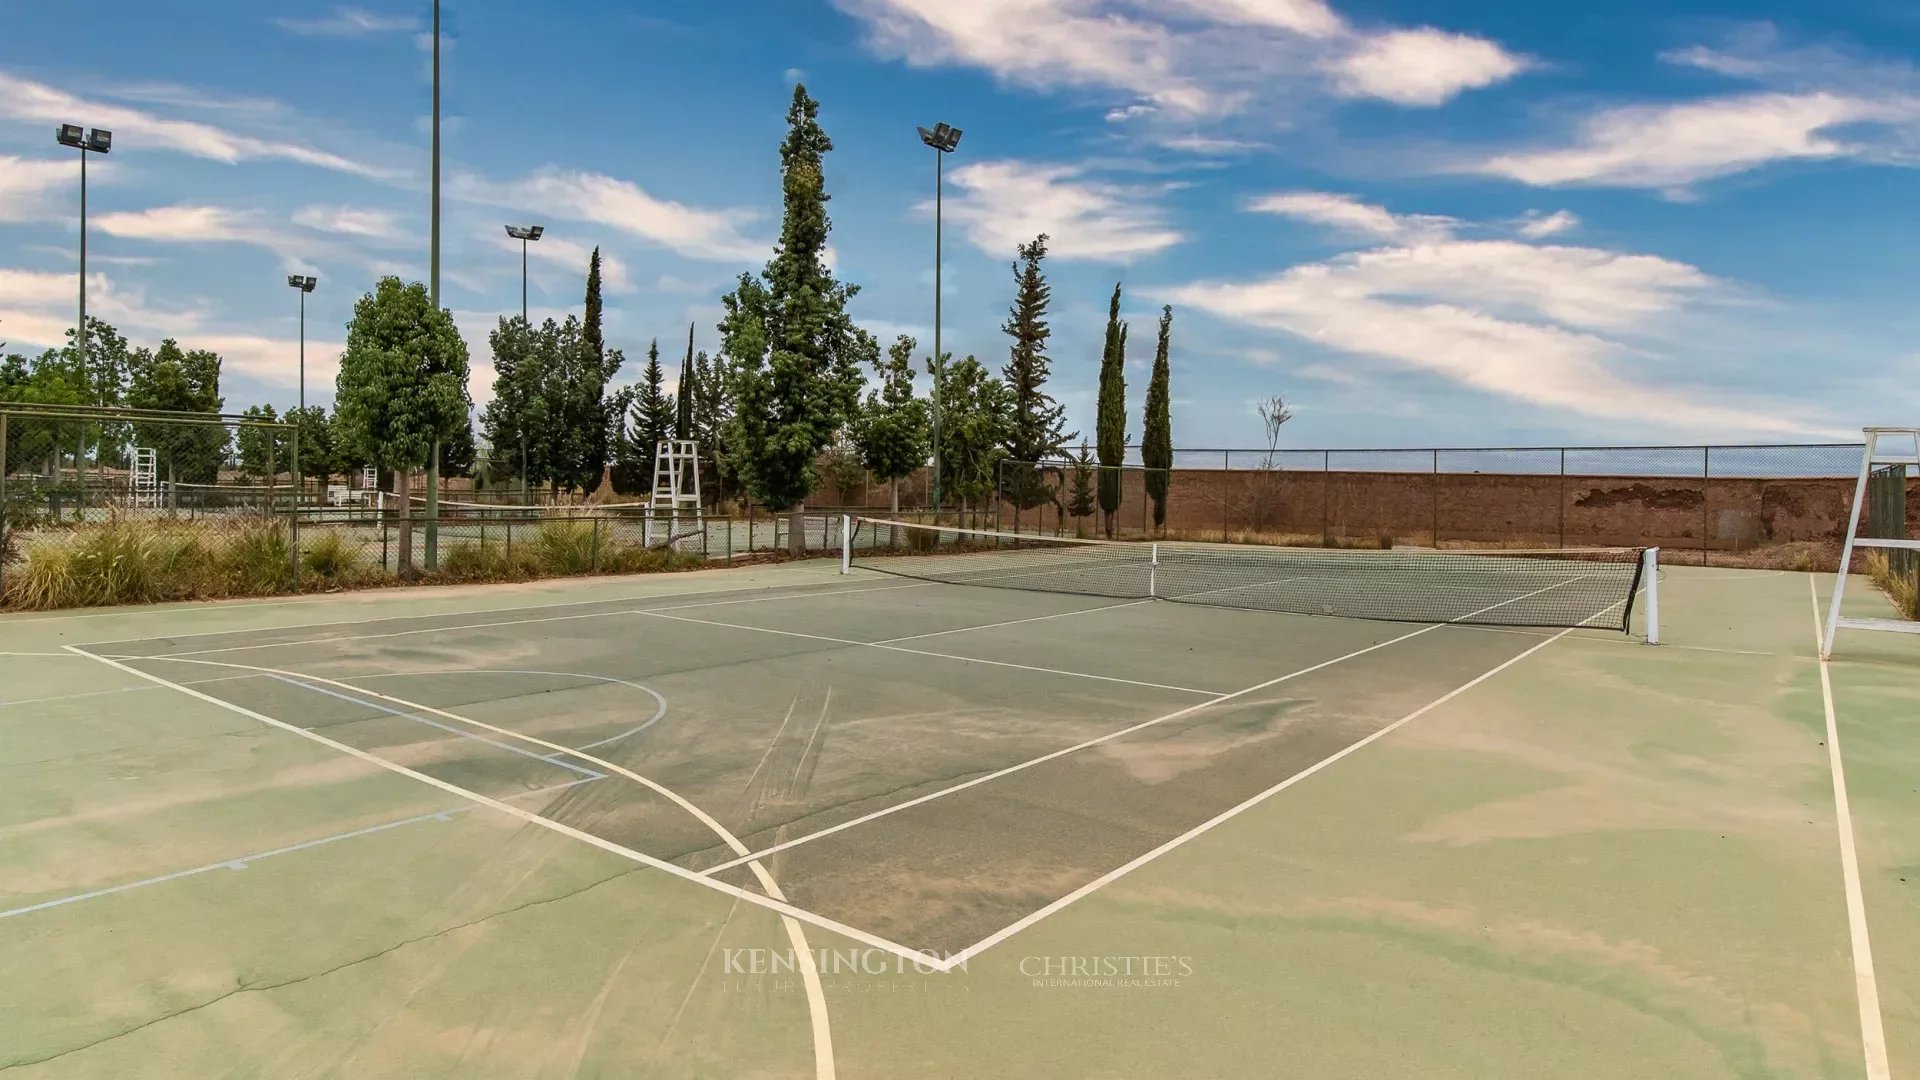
[784,67,807,83]
[1160,0,1343,38]
[835,0,1522,125]
[488,230,633,294]
[1331,28,1529,107]
[1249,191,1456,242]
[451,167,764,263]
[1155,196,1824,438]
[1517,209,1579,239]
[937,159,1183,261]
[97,205,267,244]
[1475,91,1920,190]
[0,72,396,180]
[0,155,74,223]
[291,204,405,241]
[276,6,419,36]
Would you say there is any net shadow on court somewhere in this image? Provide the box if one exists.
[77,553,1640,960]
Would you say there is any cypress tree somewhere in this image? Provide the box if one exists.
[634,338,675,451]
[720,84,874,511]
[583,248,604,364]
[1000,234,1073,513]
[1095,282,1128,538]
[1142,305,1174,533]
[675,322,696,440]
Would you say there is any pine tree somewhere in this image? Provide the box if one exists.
[720,84,874,512]
[1096,282,1129,538]
[1141,305,1174,533]
[632,338,675,457]
[1000,234,1074,514]
[675,322,696,440]
[1066,440,1097,536]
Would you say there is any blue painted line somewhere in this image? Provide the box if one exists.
[0,775,602,921]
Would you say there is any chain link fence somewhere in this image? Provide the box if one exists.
[993,444,1888,570]
[1,403,853,610]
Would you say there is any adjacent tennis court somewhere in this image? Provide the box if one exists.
[2,525,1914,1078]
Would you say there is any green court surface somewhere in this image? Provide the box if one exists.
[1,557,1914,1078]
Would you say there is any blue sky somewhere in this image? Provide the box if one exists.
[2,0,1917,448]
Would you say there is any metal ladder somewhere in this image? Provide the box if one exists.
[1822,427,1920,657]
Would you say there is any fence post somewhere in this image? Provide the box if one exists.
[1221,450,1230,542]
[0,413,9,601]
[590,516,602,573]
[1558,448,1566,549]
[1701,445,1711,567]
[1321,450,1331,547]
[289,424,301,588]
[505,520,513,567]
[424,439,440,572]
[1431,449,1440,547]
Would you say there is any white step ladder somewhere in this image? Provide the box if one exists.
[1822,427,1920,658]
[129,447,158,509]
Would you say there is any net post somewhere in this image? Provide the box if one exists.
[1642,547,1660,645]
[840,515,852,574]
[1149,541,1158,598]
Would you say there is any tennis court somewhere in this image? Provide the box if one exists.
[2,522,1915,1078]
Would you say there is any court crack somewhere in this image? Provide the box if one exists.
[0,865,648,1072]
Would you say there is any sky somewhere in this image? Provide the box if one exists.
[1,0,1917,449]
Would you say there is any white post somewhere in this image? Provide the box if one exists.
[840,515,853,574]
[1149,541,1159,599]
[1642,547,1660,645]
[1823,431,1880,658]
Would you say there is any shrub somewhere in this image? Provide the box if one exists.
[603,545,704,575]
[533,519,597,576]
[5,518,203,609]
[440,539,516,582]
[301,529,366,582]
[217,517,292,596]
[1865,552,1919,620]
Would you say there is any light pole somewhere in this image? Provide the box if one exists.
[56,123,110,500]
[504,225,543,501]
[916,121,961,517]
[504,224,544,322]
[287,276,317,414]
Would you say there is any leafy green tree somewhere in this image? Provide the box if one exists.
[236,404,285,481]
[1066,441,1098,536]
[999,234,1073,517]
[1095,282,1129,537]
[287,405,338,485]
[1141,305,1174,533]
[481,316,547,494]
[931,353,1010,514]
[720,84,873,511]
[335,277,472,570]
[692,348,732,506]
[124,340,226,488]
[848,334,929,515]
[2,350,85,481]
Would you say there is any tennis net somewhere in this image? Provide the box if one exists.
[845,517,1653,633]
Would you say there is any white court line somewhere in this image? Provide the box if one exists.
[0,672,259,710]
[939,624,1582,969]
[1806,577,1893,1080]
[635,610,1222,696]
[263,675,604,780]
[0,776,602,922]
[0,651,86,658]
[144,581,932,659]
[71,649,851,1078]
[344,669,669,754]
[701,572,1598,879]
[871,599,1152,645]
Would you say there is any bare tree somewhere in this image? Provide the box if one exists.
[1232,394,1294,535]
